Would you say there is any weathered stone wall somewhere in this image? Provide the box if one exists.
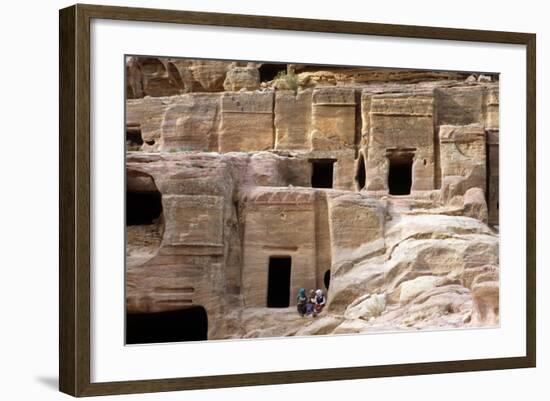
[160,93,221,152]
[125,153,234,338]
[333,150,356,190]
[126,96,175,151]
[435,86,485,126]
[125,152,330,335]
[241,188,317,307]
[126,57,234,98]
[126,81,498,211]
[219,92,274,152]
[274,90,312,150]
[126,57,478,99]
[125,63,500,340]
[363,93,435,192]
[223,66,260,91]
[485,87,500,131]
[310,88,356,151]
[126,57,184,99]
[314,191,332,290]
[485,87,500,225]
[439,124,487,203]
[487,130,499,225]
[327,194,386,266]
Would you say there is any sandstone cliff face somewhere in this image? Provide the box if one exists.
[125,58,499,341]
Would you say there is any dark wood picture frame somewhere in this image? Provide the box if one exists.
[59,3,536,397]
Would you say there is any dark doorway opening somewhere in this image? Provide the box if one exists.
[356,154,366,191]
[126,125,143,150]
[259,63,287,82]
[324,269,331,290]
[310,159,336,188]
[388,154,413,195]
[267,256,292,308]
[126,306,208,344]
[126,189,162,225]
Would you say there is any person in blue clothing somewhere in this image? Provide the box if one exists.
[296,288,308,317]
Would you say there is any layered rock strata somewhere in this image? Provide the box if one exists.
[125,58,500,340]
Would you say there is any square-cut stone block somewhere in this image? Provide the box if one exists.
[162,194,224,246]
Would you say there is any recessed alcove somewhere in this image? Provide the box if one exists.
[259,63,287,82]
[126,306,208,344]
[126,125,143,150]
[267,256,292,308]
[388,153,413,195]
[126,189,163,226]
[310,159,336,189]
[356,153,366,191]
[324,269,331,290]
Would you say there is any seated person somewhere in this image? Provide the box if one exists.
[296,288,307,316]
[313,289,327,317]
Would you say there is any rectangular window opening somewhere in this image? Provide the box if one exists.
[310,159,336,188]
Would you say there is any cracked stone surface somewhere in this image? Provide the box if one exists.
[125,58,500,340]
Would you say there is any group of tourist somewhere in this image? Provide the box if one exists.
[296,288,326,317]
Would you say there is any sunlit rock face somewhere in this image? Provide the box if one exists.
[125,58,499,341]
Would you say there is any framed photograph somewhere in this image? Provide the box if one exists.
[59,4,536,397]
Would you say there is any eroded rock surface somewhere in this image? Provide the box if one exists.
[125,59,500,341]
